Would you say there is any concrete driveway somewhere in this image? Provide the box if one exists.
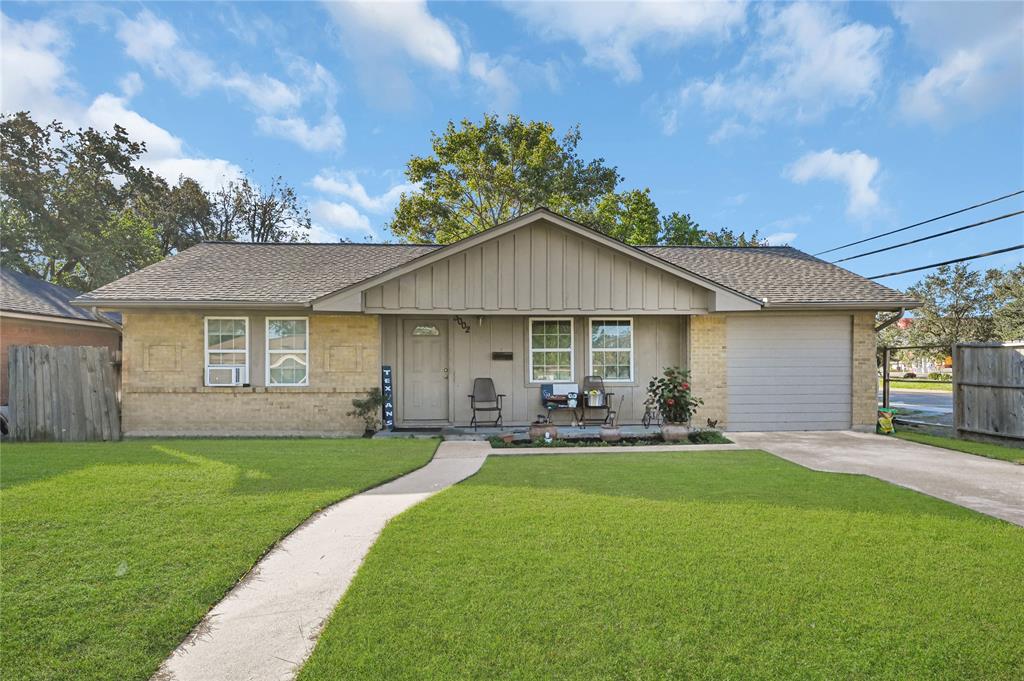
[728,431,1024,526]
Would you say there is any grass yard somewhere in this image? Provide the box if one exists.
[894,431,1024,464]
[0,438,437,681]
[880,378,953,392]
[300,450,1024,681]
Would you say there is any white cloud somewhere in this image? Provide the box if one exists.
[323,0,461,71]
[0,14,76,122]
[86,93,242,188]
[114,9,341,149]
[786,149,881,216]
[895,2,1024,124]
[468,52,519,112]
[311,199,373,238]
[1,13,241,191]
[256,113,345,151]
[663,3,889,138]
[118,72,144,98]
[312,171,417,213]
[116,10,299,113]
[765,231,797,245]
[507,1,745,82]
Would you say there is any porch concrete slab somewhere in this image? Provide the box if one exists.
[728,430,1024,526]
[154,442,488,681]
[492,443,743,455]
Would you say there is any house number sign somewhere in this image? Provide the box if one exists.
[381,365,395,430]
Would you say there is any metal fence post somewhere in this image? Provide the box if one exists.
[882,347,891,409]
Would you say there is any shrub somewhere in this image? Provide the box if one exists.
[903,372,917,379]
[348,388,384,435]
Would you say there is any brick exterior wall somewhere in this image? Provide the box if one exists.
[121,311,380,436]
[688,314,728,428]
[851,310,879,432]
[0,315,121,405]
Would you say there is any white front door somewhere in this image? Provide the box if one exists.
[402,319,449,421]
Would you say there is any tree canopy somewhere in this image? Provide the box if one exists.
[389,114,766,247]
[1,112,310,290]
[878,263,1023,352]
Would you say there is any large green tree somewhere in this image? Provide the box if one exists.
[0,112,162,289]
[987,264,1024,341]
[659,211,768,246]
[904,264,996,348]
[389,114,767,247]
[390,114,621,243]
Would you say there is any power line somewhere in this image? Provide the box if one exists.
[867,244,1024,279]
[814,189,1024,256]
[832,210,1024,263]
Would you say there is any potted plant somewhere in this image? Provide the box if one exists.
[646,367,702,442]
[528,414,557,441]
[600,395,625,442]
[348,388,384,438]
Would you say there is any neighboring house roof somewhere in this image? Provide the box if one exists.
[642,246,919,307]
[1,267,121,325]
[74,209,918,310]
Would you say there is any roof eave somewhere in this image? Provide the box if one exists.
[71,298,313,310]
[764,300,922,311]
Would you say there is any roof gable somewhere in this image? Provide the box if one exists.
[313,209,762,313]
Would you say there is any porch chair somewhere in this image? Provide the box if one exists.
[468,377,505,430]
[579,375,615,426]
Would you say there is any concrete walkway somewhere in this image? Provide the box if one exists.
[729,431,1024,526]
[154,441,490,681]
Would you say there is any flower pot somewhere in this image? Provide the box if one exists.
[599,426,621,442]
[660,423,690,442]
[529,423,557,441]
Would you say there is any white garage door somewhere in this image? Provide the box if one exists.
[726,315,852,431]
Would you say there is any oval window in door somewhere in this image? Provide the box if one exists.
[411,324,440,336]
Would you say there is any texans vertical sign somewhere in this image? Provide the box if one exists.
[381,365,395,430]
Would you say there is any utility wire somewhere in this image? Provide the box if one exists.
[814,189,1024,256]
[867,244,1024,279]
[832,210,1024,263]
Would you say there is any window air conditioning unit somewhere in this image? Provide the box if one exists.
[206,366,247,386]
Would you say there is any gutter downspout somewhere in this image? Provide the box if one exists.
[874,307,905,333]
[874,308,905,410]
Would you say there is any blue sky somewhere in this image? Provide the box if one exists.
[2,1,1022,291]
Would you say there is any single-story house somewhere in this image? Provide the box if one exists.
[74,208,919,436]
[1,267,122,407]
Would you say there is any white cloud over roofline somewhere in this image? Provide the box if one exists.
[786,149,881,217]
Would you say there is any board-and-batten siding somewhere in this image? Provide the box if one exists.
[364,222,708,314]
[380,315,686,426]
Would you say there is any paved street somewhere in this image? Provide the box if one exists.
[879,388,953,426]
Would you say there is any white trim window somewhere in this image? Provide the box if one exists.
[529,317,574,383]
[205,317,249,386]
[266,317,309,386]
[589,318,633,382]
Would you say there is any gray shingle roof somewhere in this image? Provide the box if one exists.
[641,246,918,306]
[75,242,437,305]
[1,267,121,323]
[74,239,916,309]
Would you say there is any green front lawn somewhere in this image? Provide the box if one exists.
[0,438,437,681]
[880,378,953,392]
[894,431,1024,464]
[301,451,1023,681]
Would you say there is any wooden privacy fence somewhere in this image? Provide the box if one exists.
[953,342,1023,443]
[7,345,121,441]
